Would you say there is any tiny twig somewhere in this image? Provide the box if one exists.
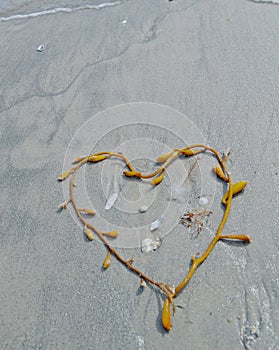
[182,159,198,186]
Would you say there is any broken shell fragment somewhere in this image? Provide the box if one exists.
[105,193,118,210]
[150,217,162,231]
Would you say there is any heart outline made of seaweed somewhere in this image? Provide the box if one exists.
[58,143,250,331]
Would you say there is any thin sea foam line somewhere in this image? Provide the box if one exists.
[248,0,279,3]
[0,0,128,22]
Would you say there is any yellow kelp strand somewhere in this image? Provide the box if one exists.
[58,169,72,181]
[162,297,172,331]
[156,151,174,163]
[103,251,111,269]
[123,171,141,178]
[151,170,165,186]
[102,230,119,238]
[88,155,108,162]
[222,181,248,205]
[84,226,94,241]
[213,165,228,182]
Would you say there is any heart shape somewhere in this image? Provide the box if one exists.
[58,144,250,331]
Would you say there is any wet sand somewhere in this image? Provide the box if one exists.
[0,0,278,349]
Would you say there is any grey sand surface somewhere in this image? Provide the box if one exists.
[0,0,278,349]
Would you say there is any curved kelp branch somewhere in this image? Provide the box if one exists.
[174,172,234,297]
[58,145,251,332]
[61,153,175,297]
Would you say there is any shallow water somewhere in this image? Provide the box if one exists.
[0,0,127,21]
[1,0,279,22]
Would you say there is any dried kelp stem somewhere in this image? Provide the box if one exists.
[174,173,233,296]
[68,157,169,294]
[58,144,251,331]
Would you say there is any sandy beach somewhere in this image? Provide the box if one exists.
[0,0,278,349]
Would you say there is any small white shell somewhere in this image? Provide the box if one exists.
[141,238,153,253]
[37,44,46,52]
[150,217,162,231]
[105,193,118,210]
[141,238,160,253]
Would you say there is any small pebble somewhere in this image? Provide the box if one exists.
[139,206,148,213]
